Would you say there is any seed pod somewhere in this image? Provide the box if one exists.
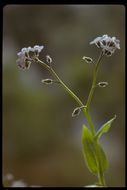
[98,82,108,87]
[82,56,93,63]
[46,55,52,64]
[72,107,81,117]
[41,79,53,84]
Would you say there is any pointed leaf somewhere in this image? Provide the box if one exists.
[82,125,98,174]
[82,125,109,175]
[94,140,109,173]
[95,115,116,140]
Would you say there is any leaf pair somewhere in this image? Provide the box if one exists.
[82,115,116,175]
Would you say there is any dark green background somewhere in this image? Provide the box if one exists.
[3,5,125,187]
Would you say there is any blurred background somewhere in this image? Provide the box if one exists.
[3,5,125,187]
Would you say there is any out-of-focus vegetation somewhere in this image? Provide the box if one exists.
[3,5,125,187]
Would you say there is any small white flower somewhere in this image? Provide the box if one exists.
[33,45,44,53]
[112,37,120,49]
[17,51,22,56]
[90,35,120,56]
[27,46,34,52]
[16,45,44,69]
[21,47,27,53]
[16,52,26,69]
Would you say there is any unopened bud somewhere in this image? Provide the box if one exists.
[46,55,52,64]
[41,79,53,84]
[98,82,108,87]
[82,56,93,63]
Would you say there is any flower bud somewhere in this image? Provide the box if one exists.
[98,82,108,87]
[82,56,93,63]
[41,79,53,84]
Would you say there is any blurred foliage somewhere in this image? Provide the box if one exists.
[3,5,125,187]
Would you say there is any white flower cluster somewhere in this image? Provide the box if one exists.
[16,45,44,69]
[90,35,120,56]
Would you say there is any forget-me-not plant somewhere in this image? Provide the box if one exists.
[16,34,120,187]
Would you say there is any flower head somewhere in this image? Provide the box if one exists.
[16,45,44,69]
[90,35,120,56]
[33,45,44,53]
[16,51,28,69]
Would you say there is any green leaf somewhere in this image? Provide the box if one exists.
[95,115,116,140]
[82,125,109,175]
[82,125,98,174]
[94,140,109,173]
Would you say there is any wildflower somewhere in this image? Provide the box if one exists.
[16,51,28,69]
[98,82,108,87]
[90,35,120,56]
[82,56,93,63]
[16,45,44,69]
[33,45,44,53]
[33,45,44,57]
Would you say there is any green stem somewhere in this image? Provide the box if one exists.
[86,51,104,109]
[82,51,104,136]
[37,59,84,107]
[37,59,95,135]
[36,55,106,186]
[98,170,106,186]
[84,109,95,136]
[84,51,105,186]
